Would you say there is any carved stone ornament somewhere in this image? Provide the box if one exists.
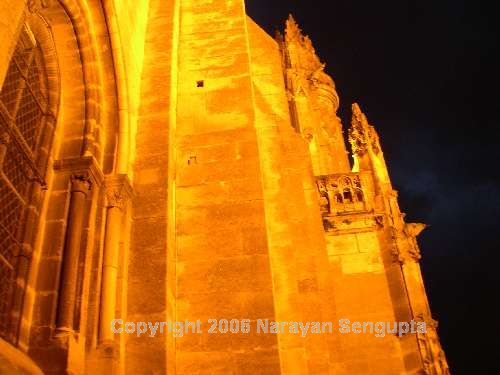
[391,227,423,264]
[368,126,381,154]
[70,173,92,194]
[414,314,450,375]
[316,179,330,214]
[284,14,302,43]
[404,223,428,238]
[415,313,439,329]
[105,187,127,209]
[28,0,51,13]
[375,215,385,228]
[349,103,369,156]
[284,15,338,95]
[104,174,133,210]
[0,132,10,145]
[349,103,382,156]
[395,243,422,264]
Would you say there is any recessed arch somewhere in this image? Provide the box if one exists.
[32,0,119,168]
[0,0,121,350]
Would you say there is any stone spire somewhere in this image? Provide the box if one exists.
[279,15,349,174]
[349,103,381,157]
[349,102,390,188]
[284,14,323,74]
[349,103,370,156]
[284,14,302,42]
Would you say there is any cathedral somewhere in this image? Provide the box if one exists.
[0,0,450,374]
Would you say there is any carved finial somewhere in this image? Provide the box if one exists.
[283,14,329,87]
[349,103,381,155]
[351,103,368,126]
[404,223,428,238]
[349,103,369,155]
[285,14,301,41]
[352,102,361,116]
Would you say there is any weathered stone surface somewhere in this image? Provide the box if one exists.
[0,0,449,374]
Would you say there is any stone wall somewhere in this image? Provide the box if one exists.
[171,1,280,373]
[126,0,174,372]
[0,0,25,86]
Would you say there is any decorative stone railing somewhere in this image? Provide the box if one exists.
[315,173,368,215]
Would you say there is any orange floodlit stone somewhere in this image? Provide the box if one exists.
[0,1,449,374]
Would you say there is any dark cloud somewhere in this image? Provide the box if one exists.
[246,1,500,373]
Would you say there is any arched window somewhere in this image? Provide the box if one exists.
[0,24,52,343]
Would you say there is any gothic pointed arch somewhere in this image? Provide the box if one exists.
[0,12,60,345]
[0,0,121,352]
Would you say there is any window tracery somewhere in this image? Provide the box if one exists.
[316,174,366,215]
[0,24,52,342]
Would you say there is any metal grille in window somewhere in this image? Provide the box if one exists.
[0,25,50,343]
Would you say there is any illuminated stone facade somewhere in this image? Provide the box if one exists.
[0,1,449,374]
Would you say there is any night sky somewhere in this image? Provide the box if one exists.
[246,1,499,373]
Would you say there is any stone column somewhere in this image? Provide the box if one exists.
[99,174,132,343]
[56,173,91,334]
